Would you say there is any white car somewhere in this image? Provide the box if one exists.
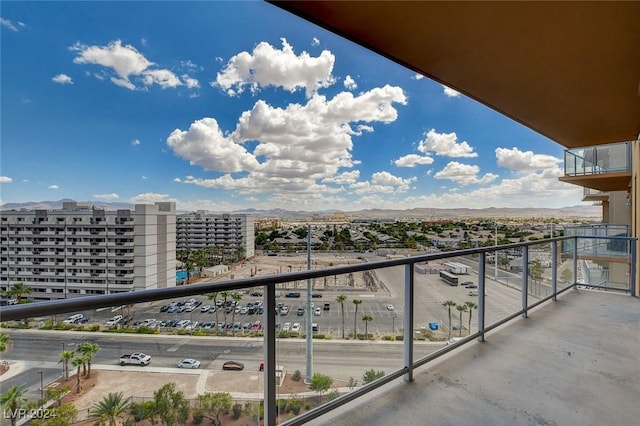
[105,315,123,326]
[291,322,301,332]
[314,307,322,316]
[283,322,291,332]
[200,305,211,312]
[177,358,201,369]
[386,304,395,311]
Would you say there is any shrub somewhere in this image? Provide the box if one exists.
[276,398,288,413]
[192,411,204,424]
[327,389,341,401]
[232,403,243,419]
[363,369,385,384]
[304,401,311,410]
[292,370,302,382]
[88,325,100,332]
[382,335,394,341]
[312,334,326,339]
[289,398,302,415]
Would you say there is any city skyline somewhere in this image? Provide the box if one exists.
[1,1,583,212]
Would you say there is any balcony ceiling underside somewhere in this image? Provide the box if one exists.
[558,172,631,192]
[272,1,640,148]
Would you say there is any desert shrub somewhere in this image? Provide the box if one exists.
[289,398,302,415]
[232,403,243,419]
[292,370,302,382]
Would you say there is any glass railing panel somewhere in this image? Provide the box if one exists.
[526,241,554,302]
[488,246,525,317]
[564,141,630,176]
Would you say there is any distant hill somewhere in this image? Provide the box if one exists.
[1,199,602,220]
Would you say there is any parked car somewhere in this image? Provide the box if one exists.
[177,358,201,369]
[283,322,291,332]
[105,315,123,327]
[296,307,305,316]
[291,322,301,332]
[223,360,245,371]
[468,290,479,296]
[386,304,395,311]
[200,305,211,312]
[285,292,301,298]
[314,307,322,316]
[311,293,322,298]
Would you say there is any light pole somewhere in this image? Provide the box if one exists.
[61,342,65,377]
[392,313,396,334]
[37,370,44,401]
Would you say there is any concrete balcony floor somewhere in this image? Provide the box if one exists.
[312,290,639,426]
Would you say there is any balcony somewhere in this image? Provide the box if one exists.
[559,142,631,191]
[0,236,636,426]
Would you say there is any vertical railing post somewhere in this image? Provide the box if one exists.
[404,263,414,382]
[552,241,558,301]
[522,246,529,318]
[630,239,637,297]
[477,252,486,342]
[573,237,579,286]
[263,284,276,426]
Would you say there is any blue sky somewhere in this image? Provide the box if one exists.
[0,1,583,212]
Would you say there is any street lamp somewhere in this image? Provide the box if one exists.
[37,370,44,401]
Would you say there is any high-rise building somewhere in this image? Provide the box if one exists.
[176,211,255,260]
[0,201,176,301]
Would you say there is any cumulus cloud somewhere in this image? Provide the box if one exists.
[0,176,13,183]
[434,161,498,185]
[311,37,320,46]
[343,75,357,90]
[52,74,73,84]
[350,171,416,194]
[442,85,460,97]
[48,184,59,190]
[129,193,174,203]
[394,154,434,167]
[70,40,188,91]
[131,138,141,146]
[413,73,424,80]
[322,170,360,185]
[495,147,562,171]
[1,18,20,31]
[214,38,336,97]
[169,85,407,195]
[93,193,119,200]
[418,129,477,158]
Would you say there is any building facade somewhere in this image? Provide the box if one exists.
[176,212,255,260]
[0,201,176,301]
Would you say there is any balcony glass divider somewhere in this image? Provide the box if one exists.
[522,245,529,318]
[478,252,486,341]
[404,263,414,383]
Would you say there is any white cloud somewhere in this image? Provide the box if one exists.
[418,129,478,158]
[70,39,184,90]
[131,138,141,146]
[343,75,357,90]
[214,38,336,97]
[1,18,19,31]
[434,161,498,185]
[413,73,424,80]
[52,74,73,84]
[141,176,148,180]
[170,85,407,195]
[0,176,13,183]
[442,85,460,97]
[495,147,562,171]
[48,184,59,190]
[129,193,175,203]
[350,171,416,194]
[93,193,119,200]
[394,154,434,167]
[322,170,360,185]
[311,37,320,47]
[181,75,200,89]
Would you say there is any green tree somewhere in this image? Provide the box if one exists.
[5,282,32,303]
[362,314,373,339]
[0,385,28,426]
[442,300,457,340]
[561,268,573,283]
[336,295,347,339]
[0,333,12,352]
[45,385,71,408]
[31,403,78,426]
[128,400,156,424]
[529,260,544,280]
[352,299,363,338]
[456,304,468,337]
[309,373,333,401]
[465,301,478,334]
[59,350,75,381]
[88,392,132,426]
[194,392,232,426]
[193,248,208,277]
[362,369,385,384]
[153,382,189,426]
[77,342,100,378]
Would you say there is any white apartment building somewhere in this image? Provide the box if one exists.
[0,201,176,301]
[176,212,255,260]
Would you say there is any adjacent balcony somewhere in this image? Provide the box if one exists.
[0,235,637,426]
[559,141,631,191]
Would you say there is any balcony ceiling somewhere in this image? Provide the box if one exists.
[272,1,640,148]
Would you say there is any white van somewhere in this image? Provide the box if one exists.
[63,313,84,324]
[468,290,479,297]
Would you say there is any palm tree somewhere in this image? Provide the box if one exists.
[208,292,220,333]
[231,292,242,335]
[362,314,373,339]
[352,299,363,338]
[5,282,32,303]
[193,248,207,277]
[465,301,478,334]
[456,304,468,337]
[88,392,132,426]
[71,356,85,393]
[59,350,75,381]
[442,300,457,340]
[77,342,100,378]
[220,291,230,327]
[0,385,28,426]
[336,295,347,338]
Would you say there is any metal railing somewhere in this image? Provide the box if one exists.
[564,141,630,176]
[0,235,636,426]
